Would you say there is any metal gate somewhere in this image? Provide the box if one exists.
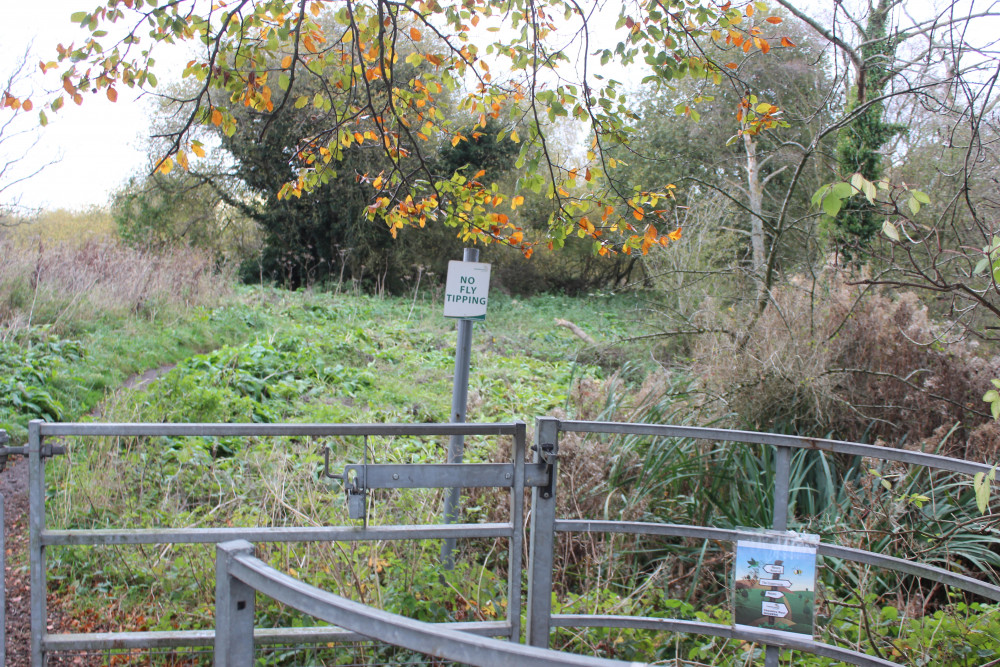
[1,417,998,666]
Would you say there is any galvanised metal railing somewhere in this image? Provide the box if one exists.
[523,418,1000,667]
[214,539,636,667]
[6,417,998,665]
[23,420,529,666]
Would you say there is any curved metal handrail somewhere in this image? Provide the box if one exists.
[556,420,996,476]
[556,520,1000,602]
[528,418,999,667]
[221,542,640,667]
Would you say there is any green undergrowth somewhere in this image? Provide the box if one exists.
[33,285,653,662]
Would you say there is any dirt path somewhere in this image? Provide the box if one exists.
[2,363,177,665]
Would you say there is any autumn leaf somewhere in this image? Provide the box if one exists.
[191,142,206,158]
[410,27,422,41]
[157,157,174,175]
[765,16,783,24]
[781,36,796,47]
[668,227,683,241]
[21,99,33,111]
[281,55,293,69]
[211,107,223,126]
[511,195,525,210]
[106,87,118,102]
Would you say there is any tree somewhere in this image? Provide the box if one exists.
[25,0,809,258]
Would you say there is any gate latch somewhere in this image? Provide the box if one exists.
[533,441,557,499]
[343,468,367,522]
[0,431,66,473]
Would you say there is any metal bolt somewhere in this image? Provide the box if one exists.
[392,473,399,480]
[505,472,511,480]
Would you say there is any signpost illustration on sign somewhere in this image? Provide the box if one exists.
[733,532,819,639]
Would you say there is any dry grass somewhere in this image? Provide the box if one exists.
[693,260,1000,456]
[0,237,234,338]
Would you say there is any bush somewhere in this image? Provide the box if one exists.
[693,261,1000,454]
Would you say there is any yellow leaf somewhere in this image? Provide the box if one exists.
[511,195,525,210]
[510,129,520,143]
[157,157,174,175]
[191,142,206,158]
[281,55,293,69]
[668,226,683,241]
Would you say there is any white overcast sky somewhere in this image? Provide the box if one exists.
[0,0,161,211]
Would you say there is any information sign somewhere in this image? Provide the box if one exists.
[732,531,819,639]
[443,260,491,320]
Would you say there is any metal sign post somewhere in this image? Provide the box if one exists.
[441,248,490,568]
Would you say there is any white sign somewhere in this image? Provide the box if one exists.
[443,261,491,320]
[761,602,789,617]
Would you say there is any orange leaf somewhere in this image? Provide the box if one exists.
[726,62,739,69]
[632,208,644,221]
[410,27,422,41]
[668,227,683,241]
[62,77,75,95]
[781,36,796,47]
[765,16,783,24]
[760,38,770,53]
[281,55,293,68]
[211,108,223,126]
[746,4,754,16]
[106,87,118,102]
[21,99,33,111]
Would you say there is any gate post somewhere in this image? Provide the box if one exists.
[215,540,256,666]
[28,420,45,667]
[526,417,559,648]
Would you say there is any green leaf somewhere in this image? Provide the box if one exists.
[908,196,920,216]
[974,257,990,275]
[912,190,930,205]
[70,11,88,22]
[882,220,899,241]
[973,472,989,514]
[983,390,1000,403]
[822,195,842,218]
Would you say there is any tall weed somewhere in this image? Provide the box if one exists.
[0,238,233,337]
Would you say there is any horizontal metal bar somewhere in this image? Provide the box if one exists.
[346,463,549,489]
[43,523,513,546]
[556,520,739,543]
[553,616,895,667]
[43,621,513,650]
[38,422,520,438]
[554,420,994,476]
[229,551,636,667]
[818,543,1000,602]
[556,520,1000,601]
